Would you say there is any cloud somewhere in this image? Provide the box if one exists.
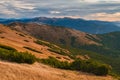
[0,0,119,21]
[53,15,82,19]
[50,11,61,14]
[12,1,35,10]
[85,12,120,21]
[1,10,17,15]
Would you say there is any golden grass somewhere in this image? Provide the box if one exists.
[0,61,116,80]
[0,24,72,62]
[0,24,117,80]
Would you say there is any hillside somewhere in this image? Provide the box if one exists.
[7,22,120,75]
[0,24,72,62]
[8,22,100,46]
[0,23,117,80]
[0,61,115,80]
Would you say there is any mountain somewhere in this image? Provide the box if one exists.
[8,22,100,46]
[0,23,116,80]
[0,17,120,34]
[30,17,120,34]
[0,24,72,61]
[7,22,120,75]
[114,21,120,27]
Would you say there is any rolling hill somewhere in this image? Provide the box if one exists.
[8,22,100,46]
[0,24,117,80]
[0,24,73,62]
[7,22,120,75]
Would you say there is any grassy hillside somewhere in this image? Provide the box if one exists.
[0,23,118,79]
[0,24,73,62]
[0,47,36,64]
[0,61,115,80]
[8,22,99,46]
[7,22,120,76]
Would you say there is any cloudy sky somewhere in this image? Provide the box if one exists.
[0,0,120,21]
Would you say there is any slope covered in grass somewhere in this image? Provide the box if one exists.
[0,61,116,80]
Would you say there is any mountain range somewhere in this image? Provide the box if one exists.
[0,17,120,34]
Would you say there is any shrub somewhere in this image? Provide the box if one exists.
[23,46,42,54]
[0,48,36,64]
[94,64,110,75]
[39,57,111,76]
[47,48,66,55]
[35,40,68,55]
[19,33,25,37]
[70,59,84,70]
[0,37,5,38]
[0,44,16,51]
[0,32,3,34]
[24,40,29,42]
[39,56,71,69]
[71,59,111,76]
[34,40,51,47]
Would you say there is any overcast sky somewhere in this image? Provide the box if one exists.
[0,0,120,21]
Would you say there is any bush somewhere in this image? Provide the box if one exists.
[0,48,36,64]
[94,64,110,75]
[39,56,70,69]
[23,46,42,54]
[70,59,84,70]
[34,40,52,47]
[24,40,29,42]
[0,44,16,51]
[47,48,66,55]
[19,33,25,37]
[39,57,111,76]
[35,40,69,55]
[71,59,111,76]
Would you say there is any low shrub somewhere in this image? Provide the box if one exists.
[34,40,51,47]
[71,59,111,76]
[0,48,36,64]
[0,44,16,51]
[35,40,68,55]
[23,46,42,53]
[39,57,111,76]
[19,33,25,37]
[47,48,66,55]
[39,56,71,69]
[24,40,29,42]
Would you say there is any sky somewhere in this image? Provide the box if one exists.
[0,0,120,21]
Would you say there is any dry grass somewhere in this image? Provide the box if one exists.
[0,24,117,80]
[0,24,72,62]
[0,61,116,80]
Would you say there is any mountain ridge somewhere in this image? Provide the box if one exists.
[0,17,120,34]
[8,22,100,46]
